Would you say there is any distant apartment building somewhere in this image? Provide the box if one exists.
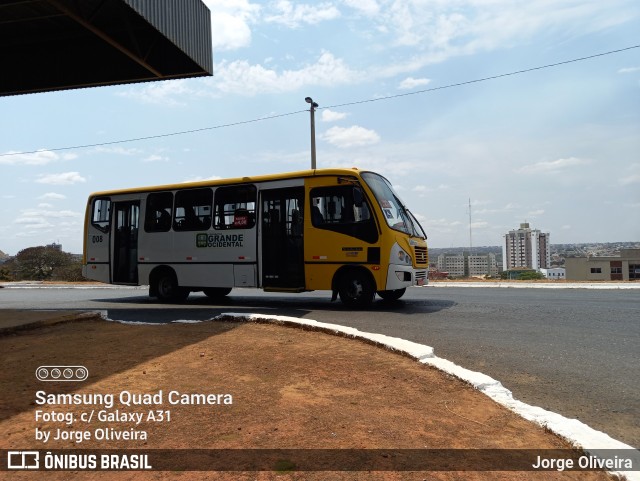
[468,253,499,277]
[437,253,499,278]
[565,249,640,281]
[437,254,465,277]
[502,222,550,271]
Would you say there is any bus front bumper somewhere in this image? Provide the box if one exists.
[385,265,428,290]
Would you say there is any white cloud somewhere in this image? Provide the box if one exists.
[471,221,489,229]
[398,77,431,90]
[343,0,380,16]
[180,175,223,183]
[618,67,640,73]
[35,172,87,185]
[265,1,340,27]
[116,2,640,104]
[143,155,169,163]
[21,209,81,219]
[618,163,640,185]
[527,209,545,216]
[322,125,380,148]
[321,109,348,122]
[367,1,636,75]
[517,157,590,174]
[14,216,53,229]
[93,146,143,156]
[213,51,362,95]
[424,218,463,232]
[38,192,67,200]
[117,80,195,106]
[619,174,640,185]
[0,149,76,165]
[203,0,260,51]
[411,184,449,197]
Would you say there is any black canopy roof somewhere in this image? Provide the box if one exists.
[0,0,213,96]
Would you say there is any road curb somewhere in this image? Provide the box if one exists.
[0,310,101,335]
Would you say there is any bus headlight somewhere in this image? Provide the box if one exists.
[397,249,412,264]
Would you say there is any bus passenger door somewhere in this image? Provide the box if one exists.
[260,188,305,290]
[112,201,140,284]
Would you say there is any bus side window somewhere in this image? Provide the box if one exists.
[145,192,173,232]
[173,188,213,231]
[214,184,257,230]
[310,186,378,243]
[92,198,111,233]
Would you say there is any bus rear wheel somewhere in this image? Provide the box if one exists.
[203,287,232,299]
[338,269,375,306]
[153,270,189,303]
[377,288,406,301]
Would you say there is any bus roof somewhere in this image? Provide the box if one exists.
[87,167,371,198]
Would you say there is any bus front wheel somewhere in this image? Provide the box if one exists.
[153,270,189,303]
[377,288,406,301]
[338,269,375,306]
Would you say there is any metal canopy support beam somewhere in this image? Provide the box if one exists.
[45,0,163,78]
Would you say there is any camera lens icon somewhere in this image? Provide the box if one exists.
[36,365,88,382]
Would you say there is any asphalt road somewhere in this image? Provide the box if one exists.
[1,284,639,448]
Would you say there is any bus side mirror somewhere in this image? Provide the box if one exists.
[353,187,363,207]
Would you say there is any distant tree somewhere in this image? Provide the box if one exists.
[14,246,72,281]
[502,269,545,280]
[0,266,12,281]
[518,270,545,280]
[51,259,85,282]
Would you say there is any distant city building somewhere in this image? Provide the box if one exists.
[437,253,499,278]
[540,267,566,280]
[47,242,62,251]
[437,254,465,277]
[565,249,640,281]
[502,222,550,271]
[468,253,499,277]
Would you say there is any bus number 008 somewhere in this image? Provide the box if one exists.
[91,235,104,244]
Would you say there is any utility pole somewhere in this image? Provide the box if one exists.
[468,198,473,256]
[305,96,318,169]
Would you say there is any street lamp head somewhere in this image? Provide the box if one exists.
[305,97,318,108]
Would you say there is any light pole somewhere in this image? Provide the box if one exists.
[305,96,318,169]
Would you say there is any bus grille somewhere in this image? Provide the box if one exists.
[414,246,428,265]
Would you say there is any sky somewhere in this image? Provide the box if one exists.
[1,0,639,255]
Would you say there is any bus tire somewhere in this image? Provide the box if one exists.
[377,288,406,301]
[203,287,232,299]
[152,269,189,303]
[338,268,375,306]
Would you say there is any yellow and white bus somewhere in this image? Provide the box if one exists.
[83,168,428,305]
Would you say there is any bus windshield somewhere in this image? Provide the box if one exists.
[361,172,426,239]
